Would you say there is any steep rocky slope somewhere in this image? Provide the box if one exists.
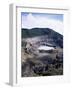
[21,28,63,77]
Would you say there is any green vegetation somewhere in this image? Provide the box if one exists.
[22,28,62,39]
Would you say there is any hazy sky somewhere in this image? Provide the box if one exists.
[21,12,63,35]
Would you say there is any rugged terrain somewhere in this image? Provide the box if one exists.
[21,28,63,77]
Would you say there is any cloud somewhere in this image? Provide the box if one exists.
[22,13,63,35]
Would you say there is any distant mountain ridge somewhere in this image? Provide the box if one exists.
[22,28,63,38]
[22,28,63,48]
